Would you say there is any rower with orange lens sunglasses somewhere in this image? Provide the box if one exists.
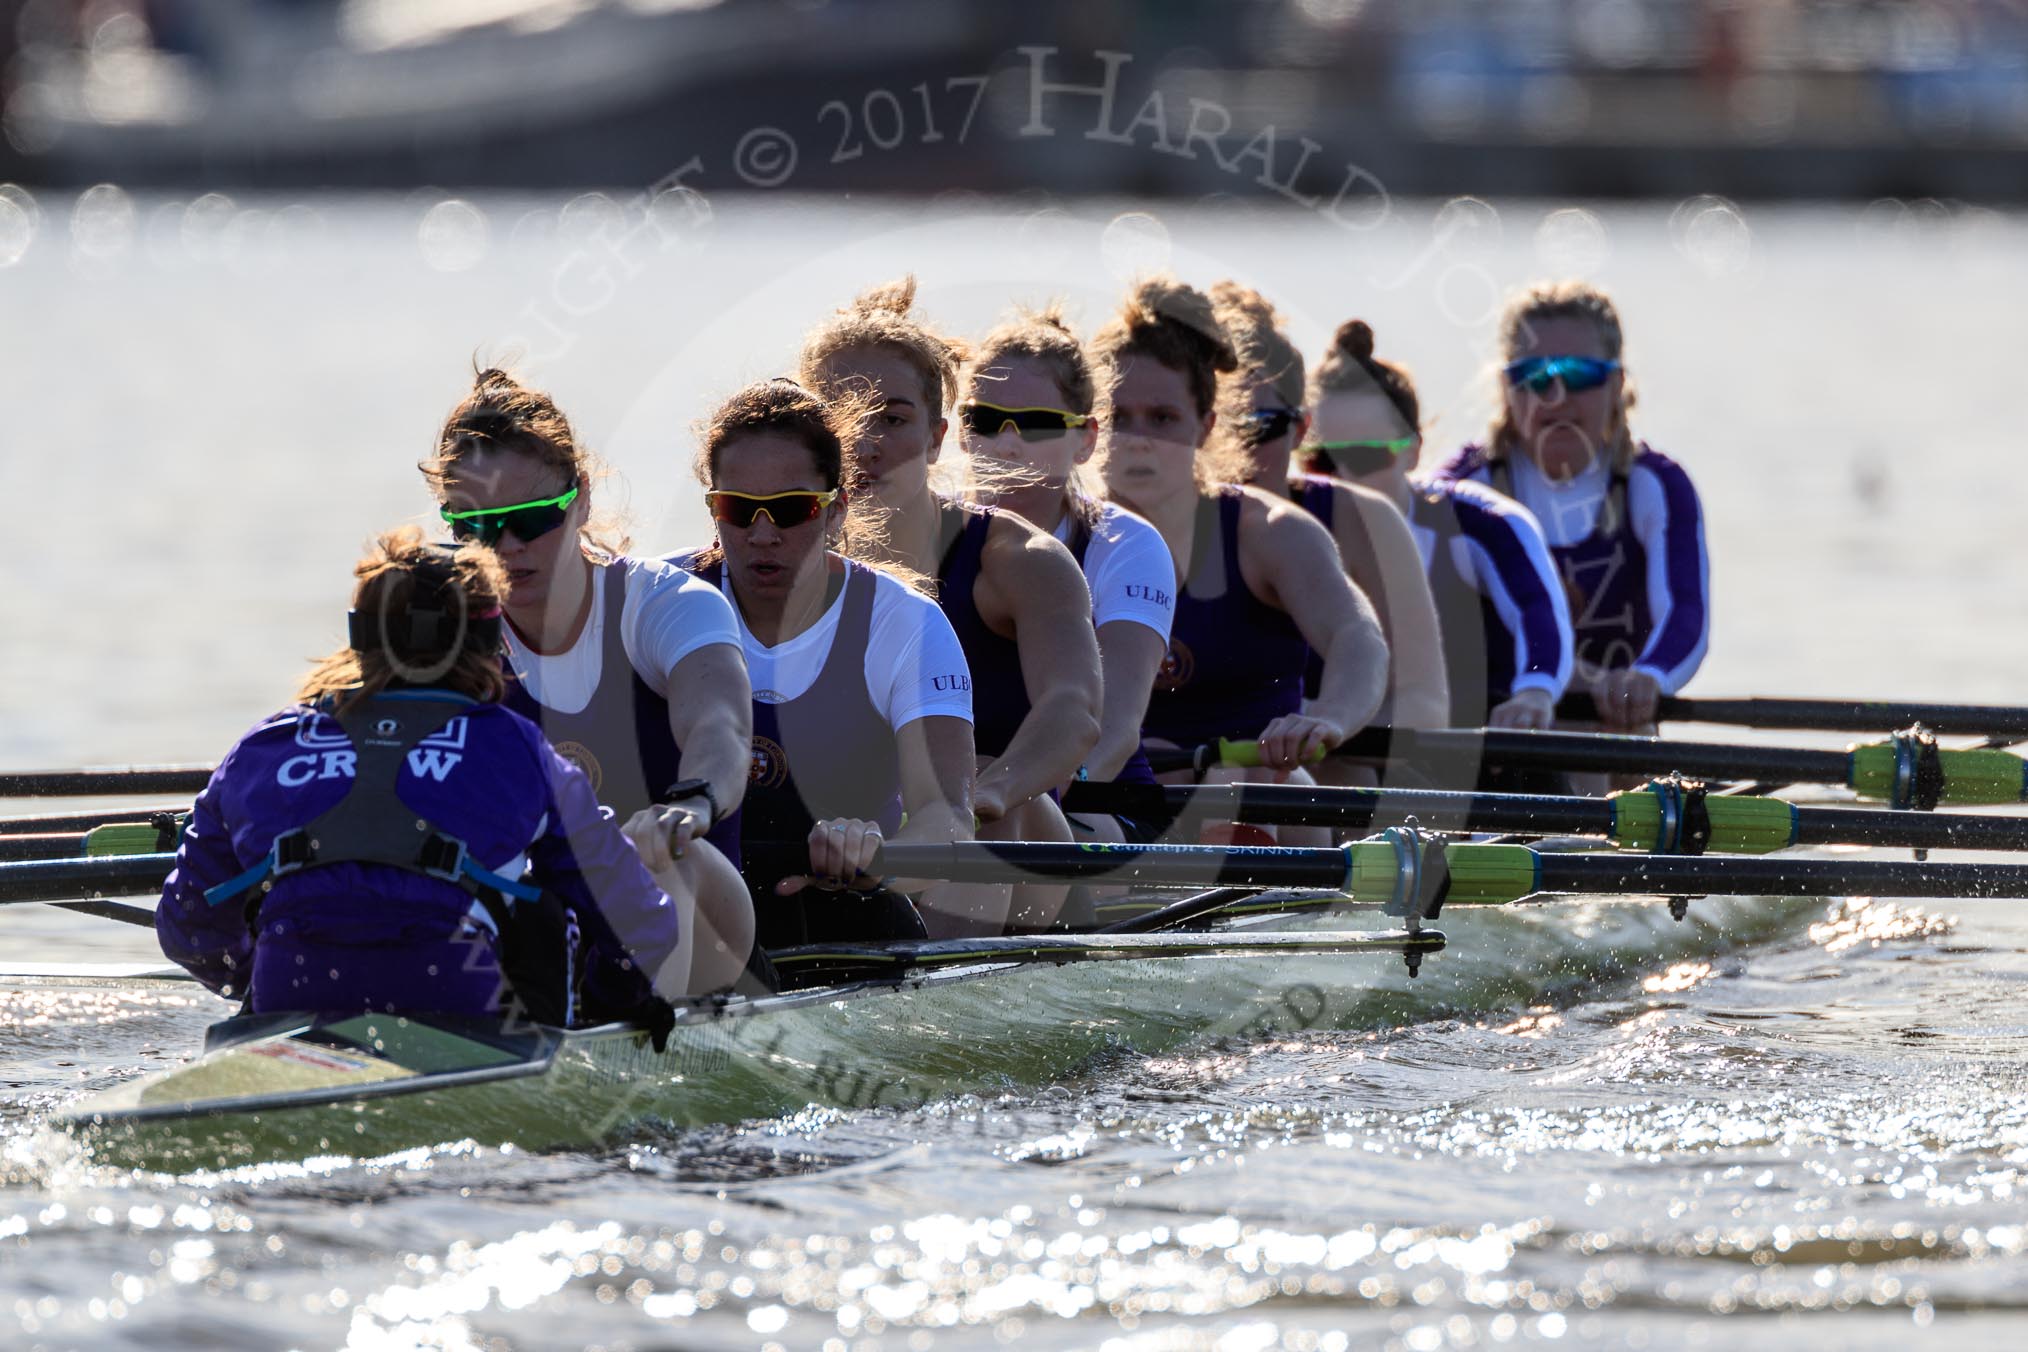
[704,488,841,529]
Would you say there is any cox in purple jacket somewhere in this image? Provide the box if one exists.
[157,690,691,1027]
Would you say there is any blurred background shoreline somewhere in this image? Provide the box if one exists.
[5,0,2028,201]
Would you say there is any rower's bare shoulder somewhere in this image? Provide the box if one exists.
[985,509,1082,574]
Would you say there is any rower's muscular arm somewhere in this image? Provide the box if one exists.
[1249,493,1390,740]
[973,519,1102,819]
[1087,620,1167,782]
[1338,484,1449,730]
[661,643,754,821]
[894,714,976,844]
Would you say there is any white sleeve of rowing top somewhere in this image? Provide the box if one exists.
[1084,503,1177,641]
[864,571,975,730]
[1627,463,1710,693]
[619,555,744,698]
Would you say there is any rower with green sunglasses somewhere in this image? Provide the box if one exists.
[423,369,760,974]
[1307,318,1574,748]
[1208,282,1452,740]
[1432,281,1710,735]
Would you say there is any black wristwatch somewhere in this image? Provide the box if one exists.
[659,778,724,827]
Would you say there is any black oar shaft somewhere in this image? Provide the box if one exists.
[0,833,85,863]
[0,855,174,904]
[1362,727,1855,783]
[1561,693,2028,738]
[1066,781,2028,854]
[877,841,1349,889]
[1791,808,2028,852]
[1063,780,1610,836]
[1537,852,2028,899]
[0,767,213,797]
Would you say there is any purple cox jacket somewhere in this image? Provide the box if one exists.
[155,691,683,1024]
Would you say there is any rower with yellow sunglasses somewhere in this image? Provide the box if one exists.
[955,302,1180,851]
[423,370,764,989]
[665,379,976,947]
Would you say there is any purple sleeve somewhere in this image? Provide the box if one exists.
[1630,451,1710,690]
[155,757,257,999]
[1453,488,1573,697]
[1429,444,1491,484]
[520,730,685,1019]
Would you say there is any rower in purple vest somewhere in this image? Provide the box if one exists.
[156,529,761,1029]
[1431,281,1710,732]
[666,379,976,947]
[1304,319,1574,755]
[419,370,754,939]
[798,278,1101,935]
[1207,281,1451,735]
[953,303,1177,846]
[1092,276,1391,844]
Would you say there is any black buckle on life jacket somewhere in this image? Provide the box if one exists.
[270,830,316,876]
[416,832,469,884]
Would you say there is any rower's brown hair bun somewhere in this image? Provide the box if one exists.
[421,363,628,557]
[1311,318,1420,433]
[1334,319,1376,363]
[1089,274,1237,418]
[1211,280,1305,411]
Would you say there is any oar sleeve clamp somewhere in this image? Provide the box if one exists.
[1890,725,1947,813]
[1374,823,1451,976]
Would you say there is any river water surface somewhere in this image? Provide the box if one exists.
[4,193,2028,1349]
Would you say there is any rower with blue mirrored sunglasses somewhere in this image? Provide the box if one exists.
[440,483,580,546]
[1503,355,1620,394]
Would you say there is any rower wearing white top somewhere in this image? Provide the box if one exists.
[422,369,754,963]
[954,304,1175,845]
[667,379,975,946]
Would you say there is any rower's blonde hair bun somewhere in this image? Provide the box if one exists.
[798,273,963,412]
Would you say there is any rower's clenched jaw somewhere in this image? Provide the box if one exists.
[809,344,946,507]
[439,447,587,616]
